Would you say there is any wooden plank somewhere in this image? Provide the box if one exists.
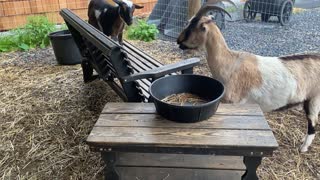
[42,0,60,12]
[87,127,278,148]
[30,0,44,13]
[124,41,163,67]
[3,1,14,16]
[116,153,245,170]
[102,103,264,116]
[23,1,32,14]
[59,0,67,9]
[96,114,270,130]
[0,3,4,16]
[77,0,87,9]
[188,0,201,19]
[117,167,244,180]
[67,0,77,10]
[124,44,160,70]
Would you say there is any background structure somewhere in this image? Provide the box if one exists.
[0,0,157,31]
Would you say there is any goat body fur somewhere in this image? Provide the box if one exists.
[88,0,142,44]
[177,16,320,152]
[203,22,320,112]
[89,0,123,41]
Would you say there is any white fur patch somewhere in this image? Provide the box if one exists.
[300,134,315,152]
[122,0,133,8]
[249,56,298,112]
[104,8,108,13]
[94,10,101,19]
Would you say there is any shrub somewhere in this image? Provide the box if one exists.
[126,20,159,42]
[0,15,56,52]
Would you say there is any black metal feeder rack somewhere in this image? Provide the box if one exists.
[243,0,295,25]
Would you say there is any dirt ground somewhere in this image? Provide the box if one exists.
[0,40,319,179]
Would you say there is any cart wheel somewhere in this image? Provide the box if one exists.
[261,13,270,22]
[279,0,293,26]
[243,1,256,22]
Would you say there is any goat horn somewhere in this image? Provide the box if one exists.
[196,4,232,19]
[206,0,237,8]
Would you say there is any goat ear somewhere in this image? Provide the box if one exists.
[134,4,144,9]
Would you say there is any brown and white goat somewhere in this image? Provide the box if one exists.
[88,0,143,44]
[177,4,320,152]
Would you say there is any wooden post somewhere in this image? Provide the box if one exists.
[188,0,202,19]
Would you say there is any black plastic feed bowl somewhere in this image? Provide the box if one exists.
[150,75,225,123]
[48,30,82,65]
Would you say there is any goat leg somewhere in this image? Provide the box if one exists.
[118,32,124,45]
[300,96,320,152]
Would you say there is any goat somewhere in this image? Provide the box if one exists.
[88,0,143,44]
[177,3,320,152]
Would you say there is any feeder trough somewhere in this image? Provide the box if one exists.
[150,75,225,123]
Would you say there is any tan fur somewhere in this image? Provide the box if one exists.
[179,17,263,103]
[178,15,320,152]
[223,53,263,103]
[282,58,320,100]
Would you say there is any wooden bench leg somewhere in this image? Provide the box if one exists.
[241,156,262,180]
[102,152,119,180]
[82,60,98,83]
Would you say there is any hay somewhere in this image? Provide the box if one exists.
[0,48,120,179]
[162,93,208,106]
[0,42,319,179]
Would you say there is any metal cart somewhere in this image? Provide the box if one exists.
[243,0,295,25]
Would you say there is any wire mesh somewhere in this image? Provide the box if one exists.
[148,0,227,41]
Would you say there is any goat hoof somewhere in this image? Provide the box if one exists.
[299,145,308,153]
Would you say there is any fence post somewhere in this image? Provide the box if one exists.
[188,0,201,19]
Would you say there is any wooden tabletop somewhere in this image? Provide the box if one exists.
[87,103,278,156]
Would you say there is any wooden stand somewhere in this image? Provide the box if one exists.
[87,103,278,180]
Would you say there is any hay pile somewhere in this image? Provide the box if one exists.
[0,48,120,179]
[0,41,319,179]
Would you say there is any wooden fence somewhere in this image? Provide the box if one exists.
[0,0,157,31]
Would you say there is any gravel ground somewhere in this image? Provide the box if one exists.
[223,9,320,56]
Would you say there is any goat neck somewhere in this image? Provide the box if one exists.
[205,23,235,82]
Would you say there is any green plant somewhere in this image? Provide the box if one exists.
[19,15,56,50]
[0,15,56,52]
[126,20,159,42]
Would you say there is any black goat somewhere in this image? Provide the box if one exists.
[88,0,143,44]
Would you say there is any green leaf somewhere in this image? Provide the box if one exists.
[18,43,30,51]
